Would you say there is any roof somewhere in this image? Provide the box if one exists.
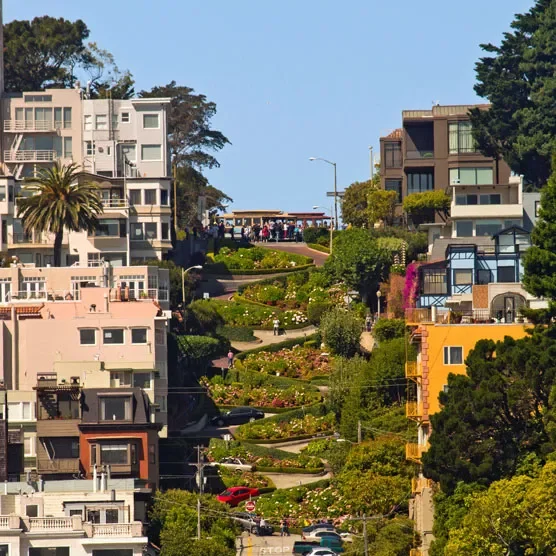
[0,305,44,319]
[383,128,403,140]
[431,236,495,261]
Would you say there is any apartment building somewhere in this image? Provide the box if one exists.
[0,477,149,555]
[380,104,512,230]
[0,264,169,483]
[0,89,173,266]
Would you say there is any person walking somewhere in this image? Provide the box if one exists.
[273,318,280,336]
[227,350,234,369]
[365,314,373,333]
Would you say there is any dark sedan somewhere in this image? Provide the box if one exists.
[210,407,265,427]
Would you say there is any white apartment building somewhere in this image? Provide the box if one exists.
[0,477,149,556]
[0,90,173,267]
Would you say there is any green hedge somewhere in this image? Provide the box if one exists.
[214,368,321,391]
[249,434,326,445]
[307,243,330,254]
[256,466,325,474]
[216,325,257,343]
[174,335,224,360]
[204,263,315,276]
[241,403,328,426]
[236,270,313,295]
[235,334,320,361]
[217,403,321,414]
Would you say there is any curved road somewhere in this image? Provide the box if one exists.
[259,242,329,267]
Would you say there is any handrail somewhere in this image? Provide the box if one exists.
[5,150,57,162]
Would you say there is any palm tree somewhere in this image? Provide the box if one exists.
[17,163,103,267]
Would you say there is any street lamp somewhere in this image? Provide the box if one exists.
[312,205,333,254]
[376,289,382,319]
[182,265,203,304]
[309,157,338,230]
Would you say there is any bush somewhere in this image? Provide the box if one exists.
[302,227,330,245]
[174,335,223,364]
[186,300,224,335]
[235,333,321,360]
[320,307,362,357]
[372,318,407,342]
[216,325,256,342]
[307,243,330,254]
[210,246,312,272]
[307,301,333,325]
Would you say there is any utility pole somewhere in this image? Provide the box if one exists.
[369,146,374,181]
[195,445,204,540]
[333,162,338,231]
[363,514,369,556]
[173,163,178,235]
[357,420,362,444]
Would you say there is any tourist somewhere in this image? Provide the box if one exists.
[273,318,280,336]
[227,350,234,369]
[365,314,373,332]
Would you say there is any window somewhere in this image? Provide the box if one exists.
[422,269,447,295]
[84,115,92,131]
[24,436,35,456]
[0,185,5,202]
[536,201,541,217]
[24,94,52,102]
[145,223,157,239]
[160,189,169,206]
[63,107,72,129]
[103,329,124,345]
[162,222,170,240]
[448,121,475,154]
[93,550,132,556]
[455,220,473,237]
[455,194,478,206]
[149,444,156,464]
[129,190,141,205]
[155,328,166,346]
[449,167,493,185]
[131,223,144,240]
[141,144,162,161]
[95,219,124,237]
[121,112,130,123]
[143,114,159,128]
[96,114,108,130]
[453,269,473,285]
[407,171,433,194]
[477,269,492,284]
[87,510,101,524]
[144,189,157,205]
[131,328,148,344]
[479,194,501,205]
[64,137,73,158]
[110,371,131,387]
[384,142,402,168]
[69,509,83,518]
[80,329,96,345]
[443,346,463,365]
[476,220,502,237]
[133,372,151,389]
[8,402,33,421]
[85,141,96,156]
[385,179,402,203]
[26,505,39,517]
[498,266,516,283]
[100,444,128,464]
[156,361,168,380]
[105,509,119,524]
[120,144,136,161]
[101,396,131,421]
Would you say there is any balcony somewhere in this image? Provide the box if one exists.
[110,288,165,302]
[411,476,434,494]
[37,419,80,437]
[406,442,427,462]
[406,401,423,420]
[37,457,81,474]
[101,198,129,210]
[405,361,421,379]
[5,150,57,162]
[406,149,434,160]
[406,308,529,326]
[4,120,61,132]
[450,202,523,220]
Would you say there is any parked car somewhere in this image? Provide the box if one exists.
[209,457,254,472]
[302,522,336,536]
[216,486,260,507]
[211,407,265,427]
[233,512,274,535]
[304,531,343,544]
[293,539,344,555]
[306,549,339,556]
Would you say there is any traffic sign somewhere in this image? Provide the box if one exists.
[245,500,256,512]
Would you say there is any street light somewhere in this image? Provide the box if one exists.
[309,157,338,230]
[182,265,203,304]
[376,289,382,319]
[312,205,333,254]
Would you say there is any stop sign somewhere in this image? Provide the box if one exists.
[245,500,256,512]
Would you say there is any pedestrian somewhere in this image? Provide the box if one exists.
[273,318,280,336]
[227,350,234,369]
[284,517,290,536]
[365,314,372,333]
[280,518,286,537]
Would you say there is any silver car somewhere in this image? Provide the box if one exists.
[209,457,254,472]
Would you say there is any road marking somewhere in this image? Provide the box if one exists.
[247,535,252,556]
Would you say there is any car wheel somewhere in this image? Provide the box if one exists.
[249,417,256,422]
[217,419,224,426]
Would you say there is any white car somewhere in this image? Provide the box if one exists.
[306,549,338,556]
[209,457,253,472]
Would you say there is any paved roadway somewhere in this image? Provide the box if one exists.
[259,242,329,267]
[237,532,302,556]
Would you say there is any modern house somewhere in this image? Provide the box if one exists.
[0,89,173,266]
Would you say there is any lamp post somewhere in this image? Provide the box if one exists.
[309,157,338,230]
[312,205,333,254]
[182,265,203,304]
[376,289,382,320]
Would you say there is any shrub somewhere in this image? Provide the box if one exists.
[307,243,330,254]
[307,301,333,325]
[186,300,224,335]
[211,246,311,271]
[174,335,223,363]
[235,334,321,360]
[216,325,256,342]
[320,307,362,357]
[372,318,407,342]
[302,227,330,245]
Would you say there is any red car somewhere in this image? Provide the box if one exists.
[216,487,260,507]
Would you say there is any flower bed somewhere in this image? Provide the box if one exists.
[235,413,336,441]
[201,376,322,409]
[219,467,275,490]
[211,246,312,271]
[238,345,332,379]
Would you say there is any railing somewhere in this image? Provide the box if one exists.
[406,307,527,325]
[29,517,73,531]
[36,458,80,473]
[101,198,129,209]
[406,443,427,462]
[8,233,51,245]
[406,401,423,419]
[110,288,161,302]
[406,149,434,160]
[0,517,10,529]
[5,150,57,162]
[91,523,134,537]
[4,120,60,132]
[405,361,421,378]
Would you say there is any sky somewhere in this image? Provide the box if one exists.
[6,0,534,216]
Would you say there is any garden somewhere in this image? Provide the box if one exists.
[236,344,332,380]
[206,245,313,273]
[218,467,275,490]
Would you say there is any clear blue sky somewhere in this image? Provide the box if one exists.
[6,0,533,215]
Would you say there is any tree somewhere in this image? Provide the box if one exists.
[320,307,362,358]
[140,82,230,169]
[422,330,556,494]
[372,319,406,343]
[4,16,92,91]
[341,180,374,227]
[354,518,414,556]
[468,0,556,188]
[18,163,103,267]
[523,154,556,302]
[324,228,391,302]
[368,189,397,227]
[402,190,450,225]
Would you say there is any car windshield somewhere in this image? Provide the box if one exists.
[221,490,232,496]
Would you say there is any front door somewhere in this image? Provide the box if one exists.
[504,296,516,323]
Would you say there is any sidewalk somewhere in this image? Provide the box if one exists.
[231,325,317,351]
